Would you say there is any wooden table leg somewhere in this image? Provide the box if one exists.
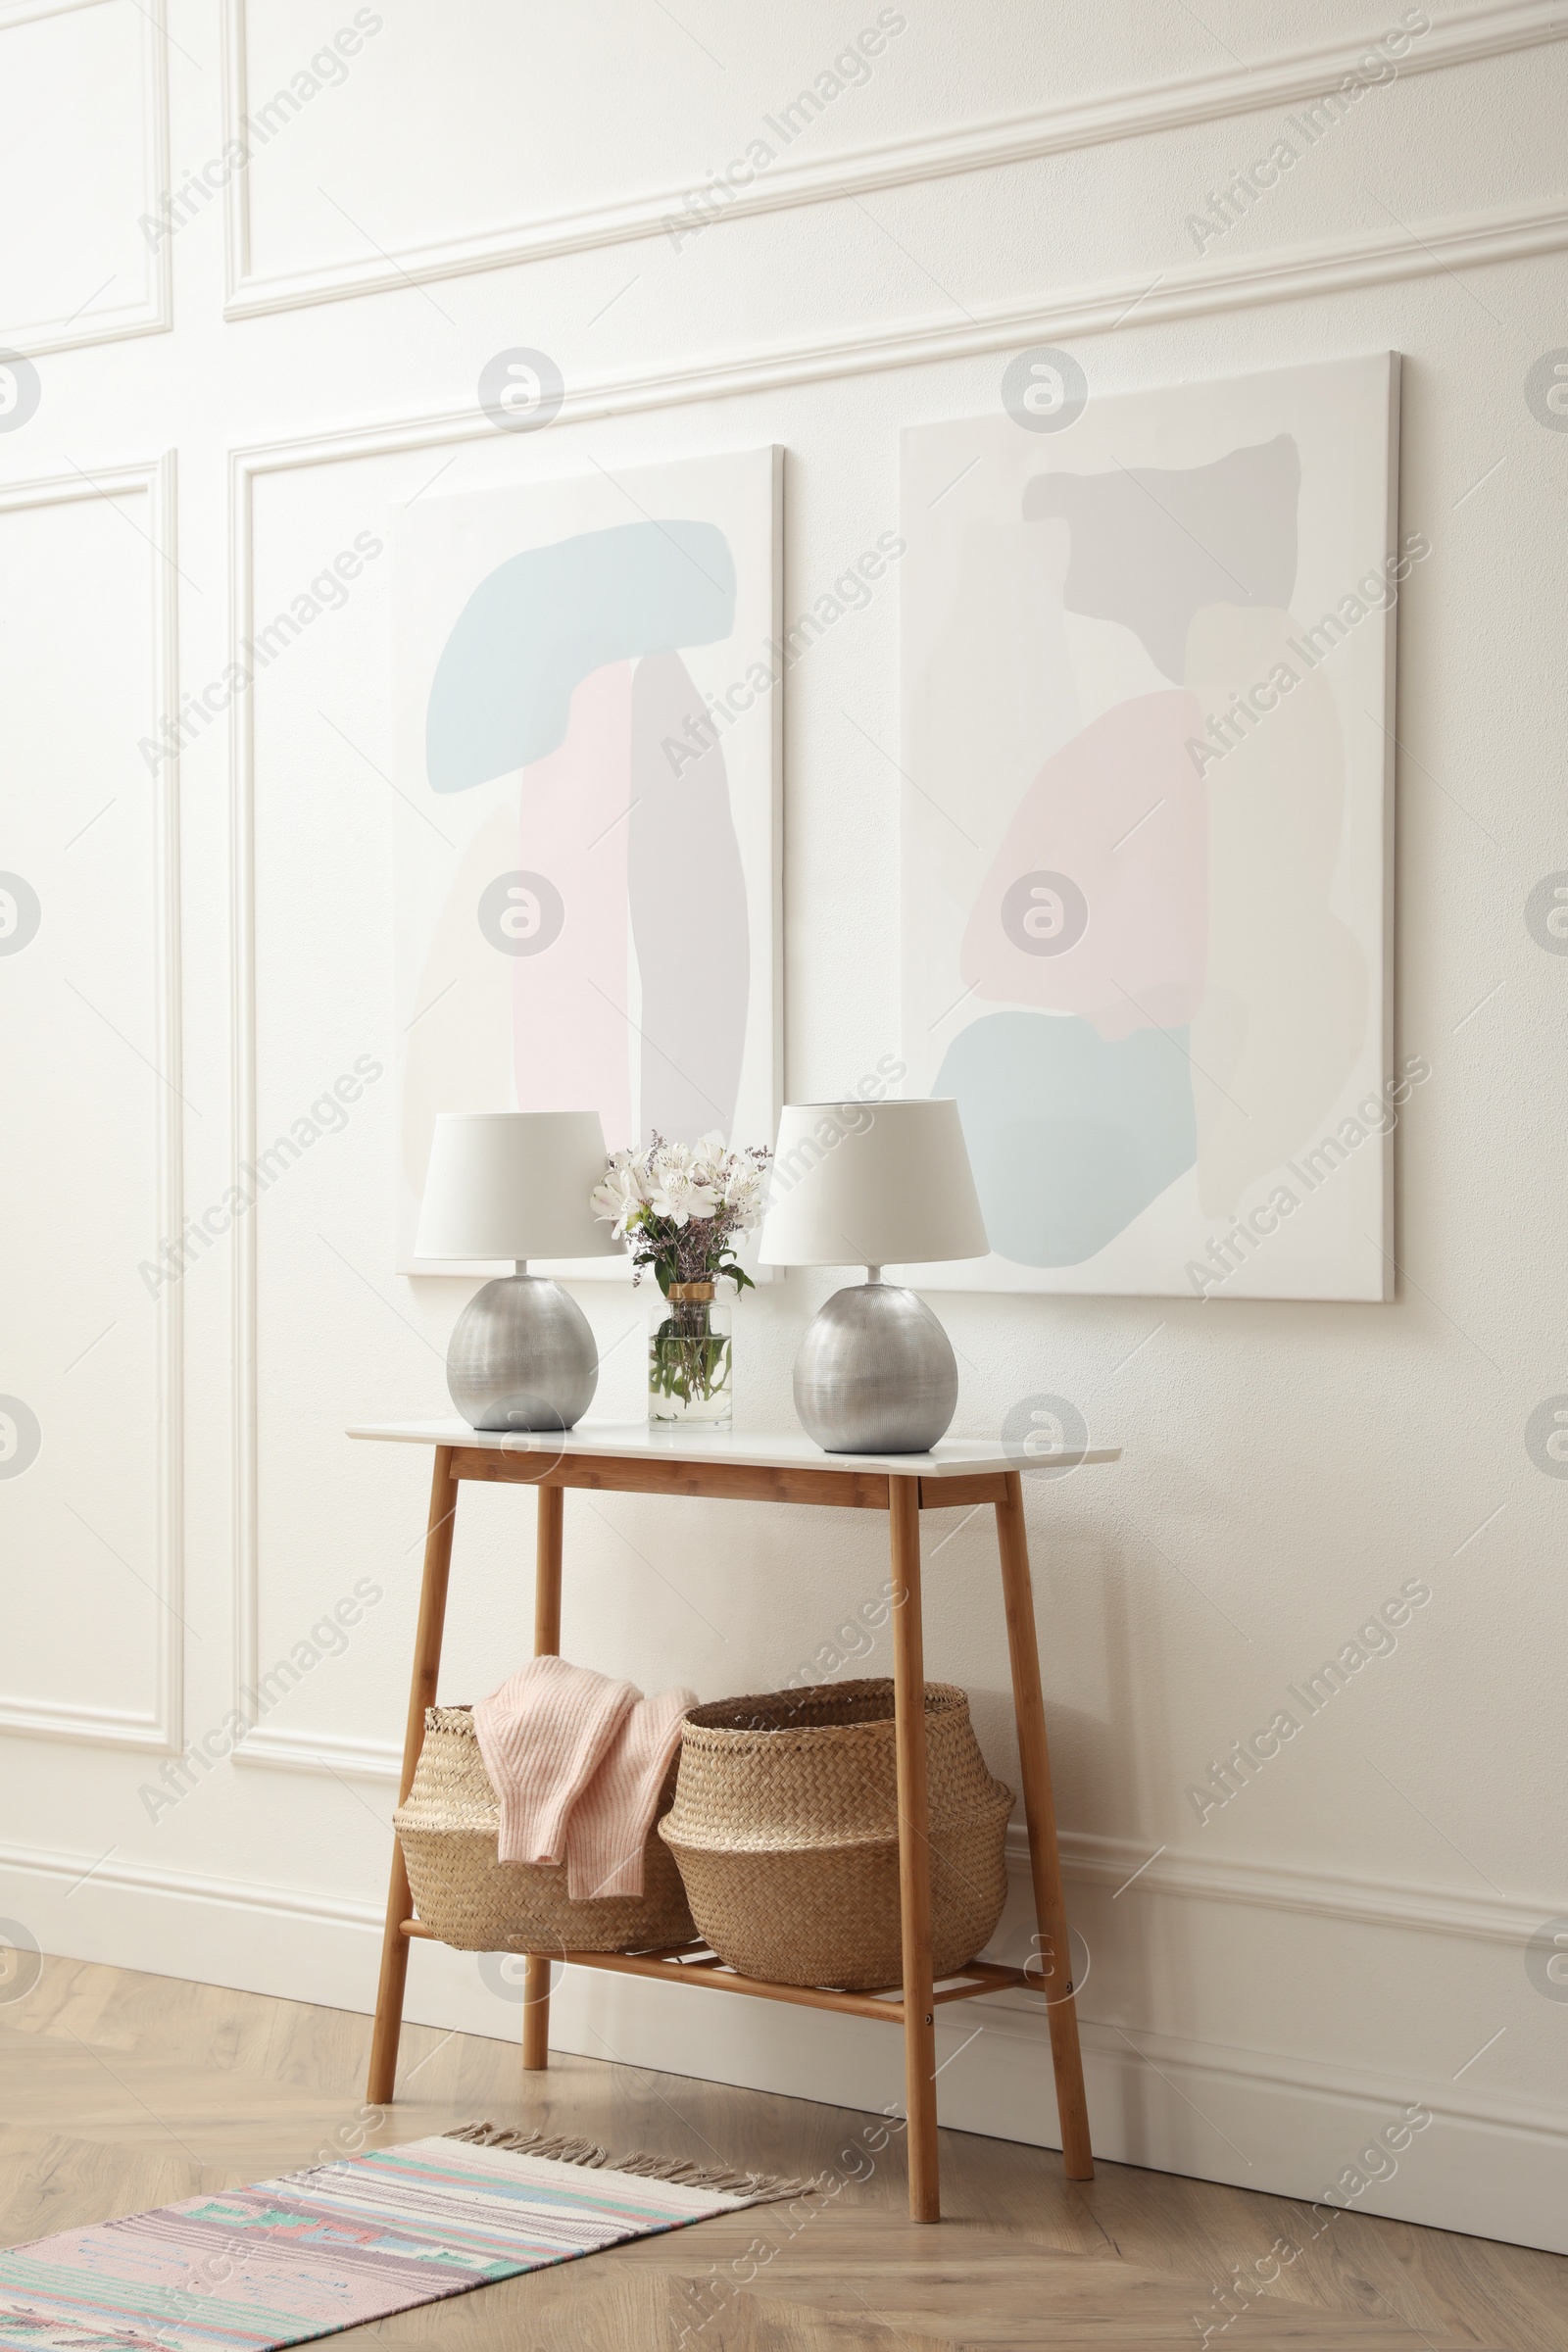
[367,1446,459,2106]
[890,1474,940,2223]
[522,1480,564,2073]
[995,1470,1094,2180]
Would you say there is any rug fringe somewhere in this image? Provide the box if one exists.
[444,2124,826,2205]
[608,2151,826,2200]
[445,2123,608,2168]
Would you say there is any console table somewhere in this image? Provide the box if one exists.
[350,1420,1119,2222]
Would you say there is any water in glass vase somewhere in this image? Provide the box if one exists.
[650,1282,732,1428]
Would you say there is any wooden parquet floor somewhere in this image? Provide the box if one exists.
[1,1956,1563,2350]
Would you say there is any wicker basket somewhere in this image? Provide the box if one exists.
[393,1705,695,1954]
[659,1680,1012,1990]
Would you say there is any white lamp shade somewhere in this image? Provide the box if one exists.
[759,1098,989,1269]
[414,1111,623,1262]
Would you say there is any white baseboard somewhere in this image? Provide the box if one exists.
[3,1834,1563,2256]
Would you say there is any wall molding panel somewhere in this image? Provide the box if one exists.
[0,456,183,1753]
[2,1830,1562,2254]
[220,1712,1564,1960]
[233,1723,401,1779]
[4,1827,1559,2149]
[1052,1829,1550,1953]
[229,165,1566,1838]
[219,0,1568,319]
[219,188,1568,482]
[0,1837,381,1933]
[0,0,172,359]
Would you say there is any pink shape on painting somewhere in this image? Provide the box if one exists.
[960,689,1207,1042]
[513,660,632,1144]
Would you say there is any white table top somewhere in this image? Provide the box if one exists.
[346,1419,1120,1480]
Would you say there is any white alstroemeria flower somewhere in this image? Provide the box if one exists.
[649,1165,721,1225]
[591,1156,648,1236]
[721,1162,764,1226]
[689,1130,727,1181]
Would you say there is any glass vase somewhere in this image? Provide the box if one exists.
[649,1282,732,1429]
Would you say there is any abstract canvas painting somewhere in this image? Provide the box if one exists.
[900,354,1409,1301]
[392,449,782,1272]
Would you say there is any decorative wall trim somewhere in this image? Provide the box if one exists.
[1049,1829,1548,1952]
[223,1723,1551,1956]
[228,438,260,1760]
[3,1832,1561,2162]
[0,1696,172,1748]
[218,0,253,306]
[0,457,182,1753]
[220,188,1568,486]
[233,1725,400,1779]
[219,0,1568,319]
[0,1837,380,1931]
[229,164,1567,1883]
[0,0,172,358]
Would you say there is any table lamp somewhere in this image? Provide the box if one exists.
[759,1098,989,1453]
[415,1111,623,1432]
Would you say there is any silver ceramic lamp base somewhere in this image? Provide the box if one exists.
[793,1280,958,1454]
[446,1273,598,1433]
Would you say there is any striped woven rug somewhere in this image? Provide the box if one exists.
[0,2124,814,2351]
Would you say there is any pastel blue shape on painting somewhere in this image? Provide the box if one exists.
[935,1011,1197,1266]
[426,521,736,791]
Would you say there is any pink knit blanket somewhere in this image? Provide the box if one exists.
[472,1655,695,1899]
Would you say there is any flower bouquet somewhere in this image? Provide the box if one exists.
[592,1132,770,1427]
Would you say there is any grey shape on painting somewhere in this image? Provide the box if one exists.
[629,653,749,1145]
[1022,435,1299,680]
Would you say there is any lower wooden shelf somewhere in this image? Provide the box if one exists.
[398,1918,1036,2028]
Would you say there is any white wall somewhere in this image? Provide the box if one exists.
[2,0,1565,2254]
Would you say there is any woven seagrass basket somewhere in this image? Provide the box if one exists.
[659,1680,1012,1990]
[393,1705,694,1954]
